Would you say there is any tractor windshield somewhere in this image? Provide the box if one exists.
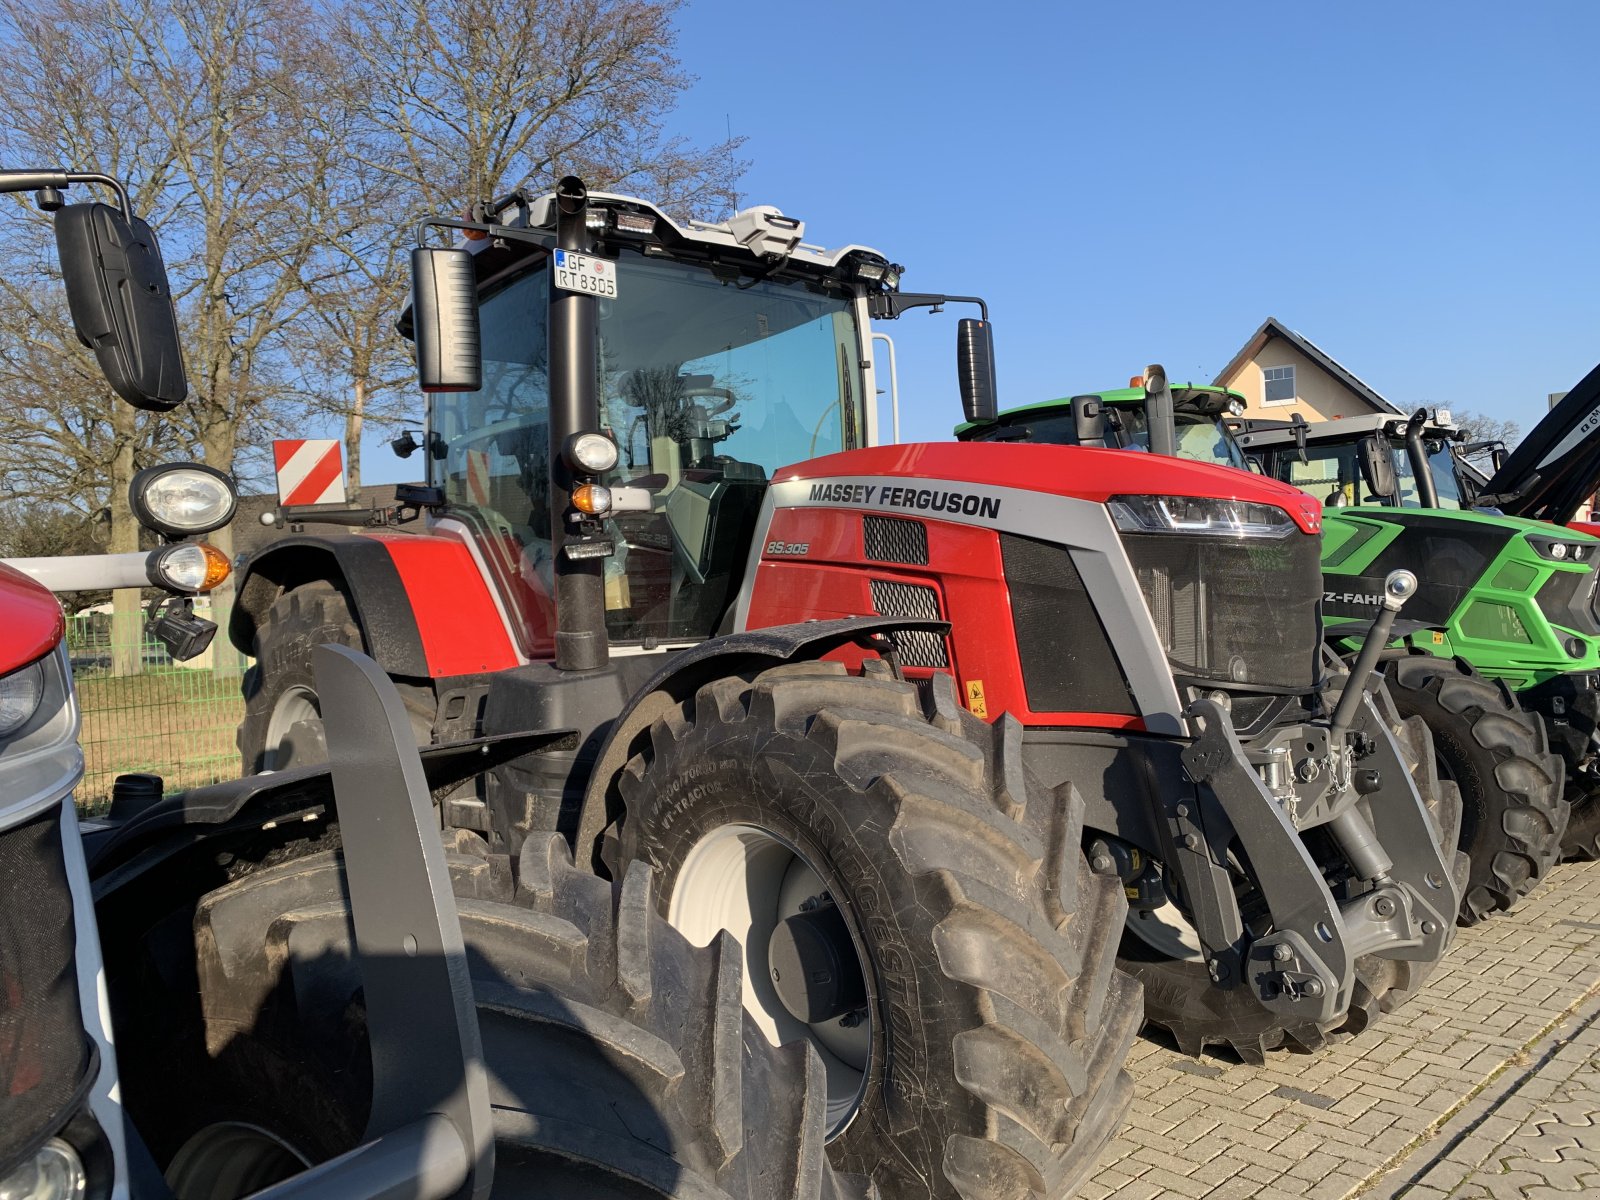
[427,251,866,654]
[1275,436,1461,510]
[1120,409,1247,469]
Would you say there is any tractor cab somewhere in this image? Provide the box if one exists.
[955,379,1251,471]
[401,187,911,658]
[1239,411,1471,511]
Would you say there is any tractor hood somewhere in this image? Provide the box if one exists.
[0,561,64,674]
[1482,360,1600,524]
[782,442,1323,534]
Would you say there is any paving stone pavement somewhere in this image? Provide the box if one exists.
[1082,859,1600,1200]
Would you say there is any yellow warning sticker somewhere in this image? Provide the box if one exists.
[965,679,989,719]
[1432,631,1446,645]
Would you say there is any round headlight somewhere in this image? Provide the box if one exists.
[0,659,45,738]
[565,433,619,475]
[148,543,231,594]
[130,463,238,538]
[1552,542,1569,559]
[0,1137,84,1200]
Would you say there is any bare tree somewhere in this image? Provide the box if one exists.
[1410,404,1520,460]
[331,0,745,219]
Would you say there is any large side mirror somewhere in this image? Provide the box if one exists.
[54,202,186,411]
[956,318,997,425]
[1357,436,1397,502]
[1142,363,1176,457]
[411,247,482,393]
[1070,395,1107,446]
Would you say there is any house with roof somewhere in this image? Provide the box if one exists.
[1215,317,1402,423]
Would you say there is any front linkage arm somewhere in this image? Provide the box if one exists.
[1177,683,1458,1030]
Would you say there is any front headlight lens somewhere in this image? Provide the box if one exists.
[1108,494,1298,538]
[0,660,45,738]
[148,543,231,593]
[566,433,619,475]
[0,1137,86,1200]
[130,463,238,537]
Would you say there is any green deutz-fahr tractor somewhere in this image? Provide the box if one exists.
[959,376,1583,924]
[1243,372,1600,875]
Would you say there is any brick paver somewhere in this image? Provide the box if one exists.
[1085,859,1600,1199]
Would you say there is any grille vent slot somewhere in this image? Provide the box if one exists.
[863,515,929,565]
[868,578,948,667]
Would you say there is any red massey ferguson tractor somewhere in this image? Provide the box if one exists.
[0,169,886,1200]
[232,179,1461,1191]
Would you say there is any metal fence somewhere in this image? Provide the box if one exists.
[67,613,246,813]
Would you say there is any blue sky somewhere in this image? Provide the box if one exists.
[362,1,1598,482]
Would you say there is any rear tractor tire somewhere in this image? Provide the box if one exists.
[238,580,435,773]
[1385,656,1566,922]
[603,661,1141,1200]
[124,835,856,1199]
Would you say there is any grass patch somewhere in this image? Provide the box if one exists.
[76,667,245,811]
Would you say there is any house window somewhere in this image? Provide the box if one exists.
[1263,365,1296,406]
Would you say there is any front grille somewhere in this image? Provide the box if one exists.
[1000,534,1137,714]
[0,805,91,1175]
[863,515,928,565]
[1122,531,1322,690]
[869,578,948,667]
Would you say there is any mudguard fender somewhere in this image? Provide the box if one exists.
[230,532,518,678]
[573,615,949,873]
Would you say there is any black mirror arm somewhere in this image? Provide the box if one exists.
[868,291,988,321]
[415,214,549,250]
[0,169,132,222]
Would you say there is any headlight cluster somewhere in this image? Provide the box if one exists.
[1108,494,1298,538]
[129,462,237,539]
[1529,535,1594,562]
[0,659,45,738]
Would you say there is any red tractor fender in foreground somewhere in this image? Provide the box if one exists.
[0,561,65,673]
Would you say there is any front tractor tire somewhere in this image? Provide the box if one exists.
[239,581,434,773]
[605,661,1140,1200]
[1385,656,1566,922]
[122,836,855,1199]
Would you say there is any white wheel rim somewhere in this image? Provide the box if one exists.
[668,824,870,1136]
[1124,860,1205,961]
[263,685,320,771]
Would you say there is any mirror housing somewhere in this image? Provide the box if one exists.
[1070,395,1107,446]
[1357,435,1397,502]
[411,247,482,393]
[956,318,997,425]
[54,202,186,411]
[1142,363,1176,457]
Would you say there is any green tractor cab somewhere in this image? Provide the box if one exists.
[956,377,1252,470]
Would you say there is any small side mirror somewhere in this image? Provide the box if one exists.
[1070,395,1107,446]
[411,247,481,392]
[1357,436,1396,502]
[1290,412,1309,464]
[54,202,186,411]
[956,318,997,425]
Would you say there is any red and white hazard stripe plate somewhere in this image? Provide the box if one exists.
[273,439,347,506]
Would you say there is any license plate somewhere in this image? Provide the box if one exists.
[553,249,618,298]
